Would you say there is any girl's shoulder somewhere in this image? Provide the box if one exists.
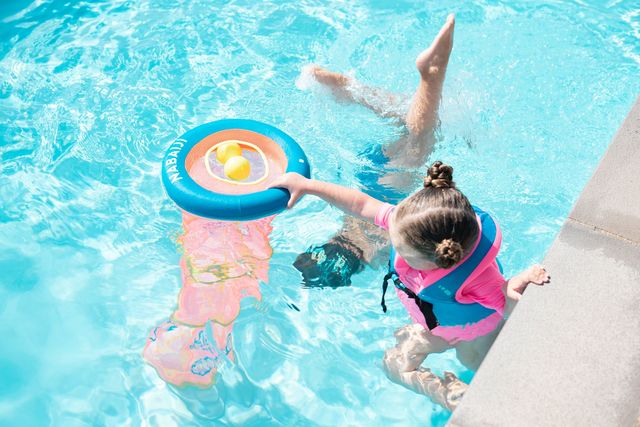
[374,203,396,231]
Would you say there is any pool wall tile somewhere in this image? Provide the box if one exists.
[449,96,640,427]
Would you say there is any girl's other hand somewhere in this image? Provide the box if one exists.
[524,264,551,285]
[506,264,551,301]
[268,172,310,208]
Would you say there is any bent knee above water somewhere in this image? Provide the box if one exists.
[382,347,405,378]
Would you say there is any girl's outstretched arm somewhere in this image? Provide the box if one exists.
[269,172,385,222]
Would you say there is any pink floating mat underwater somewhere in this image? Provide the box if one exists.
[148,119,309,387]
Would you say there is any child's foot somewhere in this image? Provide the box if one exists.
[309,65,350,87]
[442,371,468,411]
[307,65,353,100]
[415,14,455,80]
[293,240,363,288]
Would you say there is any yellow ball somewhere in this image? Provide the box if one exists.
[224,156,251,181]
[216,141,242,163]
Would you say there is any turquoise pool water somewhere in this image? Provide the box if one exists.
[1,1,639,425]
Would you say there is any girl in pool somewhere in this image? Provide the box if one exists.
[271,161,549,409]
[272,14,551,410]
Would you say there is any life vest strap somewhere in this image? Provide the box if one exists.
[381,271,392,313]
[381,263,439,330]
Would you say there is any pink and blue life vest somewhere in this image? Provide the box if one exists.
[381,206,503,331]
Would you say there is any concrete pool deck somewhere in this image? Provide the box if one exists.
[449,97,640,427]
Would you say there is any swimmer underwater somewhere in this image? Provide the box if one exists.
[270,14,551,411]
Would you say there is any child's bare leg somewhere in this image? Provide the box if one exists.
[454,322,505,372]
[309,12,454,132]
[308,14,454,165]
[356,9,457,230]
[405,14,455,136]
[383,324,450,377]
[383,14,455,169]
[382,324,467,411]
[405,370,468,411]
[308,65,406,121]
